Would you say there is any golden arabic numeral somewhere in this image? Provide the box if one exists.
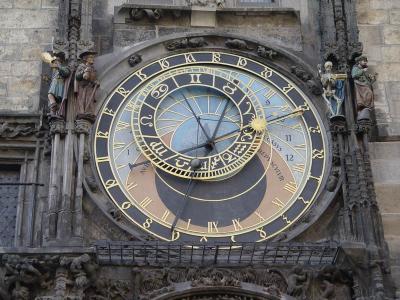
[299,102,310,111]
[272,197,285,209]
[184,53,196,63]
[282,84,294,94]
[261,67,273,78]
[282,214,291,224]
[121,201,132,210]
[116,87,130,97]
[143,218,153,229]
[171,230,180,241]
[230,235,236,243]
[207,221,219,233]
[159,58,170,69]
[223,82,237,95]
[151,84,169,99]
[96,131,109,138]
[309,126,321,133]
[237,57,247,67]
[284,181,297,194]
[212,52,221,62]
[105,179,118,189]
[232,218,243,231]
[291,123,302,130]
[256,227,267,240]
[103,108,115,116]
[125,101,137,112]
[312,149,324,159]
[96,156,110,163]
[298,196,310,205]
[136,69,147,80]
[189,73,201,84]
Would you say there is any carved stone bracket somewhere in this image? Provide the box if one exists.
[49,119,66,136]
[74,119,92,135]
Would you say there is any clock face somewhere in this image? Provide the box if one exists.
[94,51,328,243]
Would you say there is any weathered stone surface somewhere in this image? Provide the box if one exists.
[383,25,400,44]
[113,28,156,47]
[14,0,42,9]
[358,9,388,24]
[359,25,383,45]
[41,0,59,9]
[390,10,400,24]
[374,184,400,213]
[382,45,400,61]
[0,0,12,8]
[7,76,41,97]
[0,9,58,28]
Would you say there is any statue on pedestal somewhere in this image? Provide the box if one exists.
[318,61,346,119]
[351,55,377,121]
[74,51,99,122]
[41,52,71,118]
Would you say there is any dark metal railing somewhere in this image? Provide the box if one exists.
[94,241,340,266]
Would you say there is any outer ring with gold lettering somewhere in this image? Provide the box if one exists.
[93,50,328,242]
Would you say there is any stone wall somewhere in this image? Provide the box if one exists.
[357,0,400,137]
[0,0,58,112]
[357,0,400,289]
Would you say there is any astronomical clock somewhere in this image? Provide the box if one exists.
[93,50,329,243]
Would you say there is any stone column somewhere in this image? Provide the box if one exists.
[73,119,92,241]
[46,119,65,241]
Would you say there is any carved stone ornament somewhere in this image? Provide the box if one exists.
[74,118,92,135]
[187,0,225,7]
[49,118,66,135]
[0,122,37,138]
[130,8,163,21]
[165,37,207,51]
[225,39,254,50]
[257,46,277,60]
[290,65,322,96]
[128,54,142,67]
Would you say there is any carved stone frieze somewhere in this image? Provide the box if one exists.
[49,119,66,135]
[165,37,208,51]
[0,122,37,138]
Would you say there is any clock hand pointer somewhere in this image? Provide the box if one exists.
[266,108,304,125]
[170,123,202,233]
[128,125,251,171]
[210,99,230,142]
[180,93,212,141]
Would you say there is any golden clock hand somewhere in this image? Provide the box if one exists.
[210,99,230,142]
[180,93,212,142]
[266,108,304,126]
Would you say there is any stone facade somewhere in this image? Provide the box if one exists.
[0,0,399,299]
[0,0,58,111]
